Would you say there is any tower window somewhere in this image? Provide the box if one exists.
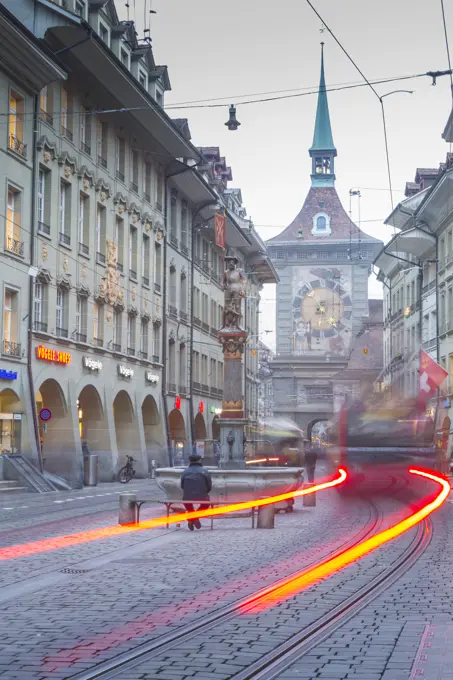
[312,212,331,236]
[316,216,326,230]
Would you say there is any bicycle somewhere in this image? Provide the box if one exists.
[118,455,136,484]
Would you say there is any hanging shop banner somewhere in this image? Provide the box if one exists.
[36,345,71,365]
[118,364,134,379]
[83,357,102,372]
[214,213,226,250]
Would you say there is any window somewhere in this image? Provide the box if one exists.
[179,344,186,389]
[170,191,178,244]
[168,341,176,386]
[142,235,150,286]
[312,212,331,235]
[180,273,187,313]
[93,302,103,344]
[40,85,53,125]
[127,314,136,353]
[202,293,209,324]
[3,290,18,354]
[131,149,139,192]
[140,320,148,358]
[96,204,106,262]
[6,186,23,256]
[99,23,109,45]
[211,300,217,328]
[181,200,188,249]
[193,351,200,382]
[115,217,124,271]
[144,162,152,202]
[76,296,87,342]
[201,354,208,386]
[59,180,71,245]
[169,268,177,308]
[116,137,125,181]
[78,192,89,253]
[316,216,326,230]
[37,170,46,229]
[80,106,91,154]
[113,310,122,350]
[138,72,147,88]
[34,281,47,332]
[61,88,72,140]
[152,323,160,361]
[154,242,162,291]
[202,240,210,270]
[193,287,200,320]
[440,237,446,267]
[9,91,25,157]
[210,358,216,388]
[156,167,164,210]
[129,226,137,279]
[120,48,129,67]
[75,0,86,17]
[56,288,68,337]
[97,120,108,167]
[156,91,163,107]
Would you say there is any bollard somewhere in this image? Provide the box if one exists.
[119,493,137,525]
[257,503,275,529]
[151,459,156,479]
[303,482,316,507]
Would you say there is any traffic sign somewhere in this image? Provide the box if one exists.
[39,408,52,422]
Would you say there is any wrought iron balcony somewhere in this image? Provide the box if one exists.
[139,350,148,359]
[170,235,178,248]
[3,340,22,357]
[80,142,91,155]
[181,244,189,256]
[9,134,27,158]
[167,382,177,395]
[144,192,151,203]
[130,181,138,193]
[116,170,125,182]
[129,269,137,281]
[56,327,68,338]
[179,384,187,396]
[59,232,71,246]
[40,110,53,126]
[154,282,161,293]
[75,332,87,343]
[192,382,201,393]
[201,383,209,394]
[38,222,51,236]
[98,155,107,169]
[127,347,136,356]
[112,343,122,353]
[156,200,163,212]
[5,237,24,257]
[79,242,89,255]
[202,322,210,333]
[194,317,201,328]
[210,326,218,337]
[169,305,178,319]
[152,354,160,363]
[61,126,73,141]
[96,252,106,265]
[34,321,48,333]
[212,271,221,284]
[117,262,123,273]
[143,276,150,287]
[180,310,188,322]
[194,255,201,267]
[94,337,104,347]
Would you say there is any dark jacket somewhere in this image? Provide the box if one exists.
[180,462,212,501]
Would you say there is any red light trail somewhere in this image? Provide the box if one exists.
[239,468,450,613]
[0,469,347,561]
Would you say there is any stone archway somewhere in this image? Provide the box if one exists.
[142,395,166,468]
[168,408,185,465]
[36,378,78,483]
[307,418,330,445]
[212,416,220,440]
[113,390,141,468]
[194,412,207,440]
[78,384,112,479]
[0,388,22,453]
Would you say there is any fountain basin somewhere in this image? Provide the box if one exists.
[155,466,304,513]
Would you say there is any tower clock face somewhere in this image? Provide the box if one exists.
[292,269,353,352]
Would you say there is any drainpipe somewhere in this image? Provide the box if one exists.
[161,179,172,466]
[418,266,423,348]
[27,95,43,471]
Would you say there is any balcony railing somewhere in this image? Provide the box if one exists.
[143,276,150,287]
[3,340,22,357]
[34,321,48,333]
[154,282,161,293]
[5,237,24,257]
[80,141,91,155]
[75,332,87,343]
[38,222,51,236]
[169,305,178,319]
[192,381,201,393]
[156,200,163,212]
[181,244,189,256]
[98,155,107,169]
[9,134,27,158]
[116,170,125,182]
[144,192,151,203]
[170,235,178,248]
[61,126,73,141]
[202,322,210,333]
[179,384,188,396]
[201,383,209,394]
[211,386,220,396]
[129,269,137,280]
[180,310,188,322]
[210,326,218,337]
[112,343,121,353]
[194,255,201,267]
[422,337,437,350]
[130,181,138,193]
[194,316,201,328]
[167,382,177,394]
[56,327,68,338]
[40,110,53,126]
[139,350,148,360]
[94,337,104,347]
[117,262,123,273]
[59,232,71,246]
[127,347,136,356]
[152,354,159,363]
[97,252,106,265]
[79,242,89,255]
[212,271,221,284]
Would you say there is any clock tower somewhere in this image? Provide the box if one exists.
[266,45,383,436]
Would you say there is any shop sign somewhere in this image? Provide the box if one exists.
[83,357,102,372]
[0,369,17,380]
[13,414,22,420]
[146,371,159,385]
[118,364,134,379]
[36,345,71,365]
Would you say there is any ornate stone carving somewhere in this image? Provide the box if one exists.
[41,243,48,262]
[118,204,125,214]
[37,135,57,160]
[131,286,137,302]
[81,263,87,279]
[36,267,52,284]
[221,249,247,330]
[43,151,51,164]
[153,316,162,327]
[144,294,148,309]
[64,165,72,179]
[107,240,117,267]
[57,274,72,291]
[156,229,164,241]
[128,304,139,318]
[145,220,152,233]
[98,240,124,306]
[181,266,187,280]
[83,178,90,190]
[57,152,77,172]
[169,258,176,273]
[63,255,69,273]
[141,310,151,323]
[106,311,112,326]
[76,284,90,298]
[95,178,112,198]
[100,191,106,202]
[219,335,246,359]
[131,212,138,224]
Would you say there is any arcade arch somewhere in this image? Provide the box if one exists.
[194,412,207,440]
[141,395,165,467]
[113,390,141,466]
[36,378,77,481]
[0,388,22,453]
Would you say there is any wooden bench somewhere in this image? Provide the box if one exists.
[132,498,264,529]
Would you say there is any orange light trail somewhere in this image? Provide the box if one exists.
[239,468,450,613]
[0,469,347,561]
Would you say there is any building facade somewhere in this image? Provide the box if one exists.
[257,341,274,423]
[267,47,382,435]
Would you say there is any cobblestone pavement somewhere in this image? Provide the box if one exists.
[0,474,450,680]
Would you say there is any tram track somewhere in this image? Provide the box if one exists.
[69,498,382,680]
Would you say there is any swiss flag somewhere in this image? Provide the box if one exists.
[417,349,448,411]
[214,213,226,250]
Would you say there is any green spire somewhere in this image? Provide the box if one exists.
[310,43,336,153]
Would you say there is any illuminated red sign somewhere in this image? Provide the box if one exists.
[175,396,181,409]
[199,401,204,413]
[36,345,71,365]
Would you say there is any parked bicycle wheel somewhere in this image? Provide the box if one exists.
[119,465,133,483]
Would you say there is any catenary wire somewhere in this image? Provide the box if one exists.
[441,0,453,96]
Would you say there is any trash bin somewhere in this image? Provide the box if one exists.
[83,454,98,486]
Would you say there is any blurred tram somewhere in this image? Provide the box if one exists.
[325,391,439,492]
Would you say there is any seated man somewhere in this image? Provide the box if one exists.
[180,454,212,531]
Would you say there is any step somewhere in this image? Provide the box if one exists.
[0,486,29,494]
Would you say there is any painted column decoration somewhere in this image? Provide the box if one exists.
[217,249,248,468]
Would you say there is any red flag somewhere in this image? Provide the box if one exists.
[417,349,448,411]
[214,213,225,249]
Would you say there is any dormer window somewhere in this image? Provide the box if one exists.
[312,212,331,235]
[99,23,109,46]
[120,49,129,68]
[139,72,147,89]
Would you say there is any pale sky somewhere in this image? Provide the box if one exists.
[118,0,453,350]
